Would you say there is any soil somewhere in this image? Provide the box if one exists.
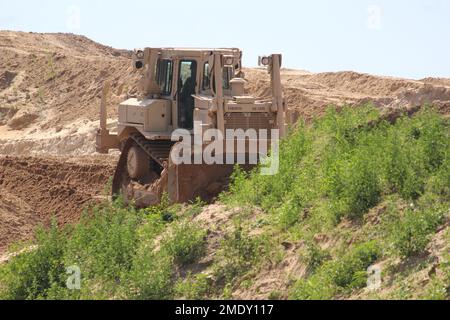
[0,155,115,253]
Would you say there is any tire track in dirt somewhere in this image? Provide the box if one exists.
[0,156,116,253]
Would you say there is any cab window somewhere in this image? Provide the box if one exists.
[156,59,173,96]
[222,67,232,90]
[203,63,233,92]
[202,62,211,91]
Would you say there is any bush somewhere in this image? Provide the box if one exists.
[277,196,304,230]
[175,273,211,299]
[64,205,141,283]
[225,107,448,225]
[416,110,449,171]
[385,128,426,200]
[215,225,266,283]
[390,208,444,258]
[326,151,381,220]
[332,241,381,288]
[291,241,381,300]
[0,222,67,300]
[162,221,207,265]
[301,241,331,273]
[421,277,448,300]
[385,111,449,200]
[425,157,450,198]
[0,201,168,300]
[126,250,174,300]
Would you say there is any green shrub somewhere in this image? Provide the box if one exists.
[390,208,444,258]
[277,196,304,230]
[143,193,177,222]
[126,250,174,300]
[416,110,449,171]
[384,111,449,200]
[385,135,425,200]
[326,152,381,220]
[290,271,336,300]
[0,222,67,300]
[421,277,448,300]
[162,221,207,265]
[215,225,266,283]
[425,157,450,198]
[64,204,141,283]
[0,201,166,300]
[291,241,381,300]
[175,273,211,299]
[332,241,381,289]
[301,241,331,273]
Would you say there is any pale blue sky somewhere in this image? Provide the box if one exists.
[1,0,449,79]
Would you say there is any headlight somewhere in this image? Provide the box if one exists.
[223,55,234,66]
[136,50,144,59]
[258,56,270,66]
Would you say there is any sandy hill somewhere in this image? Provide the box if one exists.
[0,30,449,260]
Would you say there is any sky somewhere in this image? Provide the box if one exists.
[0,0,449,79]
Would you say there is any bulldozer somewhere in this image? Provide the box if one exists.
[96,47,286,207]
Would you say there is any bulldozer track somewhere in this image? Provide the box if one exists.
[111,133,174,201]
[129,133,174,168]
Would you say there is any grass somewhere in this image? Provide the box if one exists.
[0,105,448,300]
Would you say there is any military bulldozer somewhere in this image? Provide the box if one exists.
[96,48,286,207]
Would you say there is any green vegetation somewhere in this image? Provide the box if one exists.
[214,223,268,284]
[291,241,381,300]
[162,221,207,266]
[0,105,448,300]
[389,206,444,258]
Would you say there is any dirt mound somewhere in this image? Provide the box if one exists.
[245,68,450,121]
[0,31,139,132]
[0,156,116,253]
[421,77,450,87]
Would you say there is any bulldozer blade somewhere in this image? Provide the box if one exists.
[167,162,235,204]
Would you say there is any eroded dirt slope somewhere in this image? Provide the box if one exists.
[0,156,115,253]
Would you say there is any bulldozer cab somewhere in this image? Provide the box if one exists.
[126,48,241,134]
[152,49,239,131]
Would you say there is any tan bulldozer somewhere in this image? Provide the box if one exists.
[96,47,286,207]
